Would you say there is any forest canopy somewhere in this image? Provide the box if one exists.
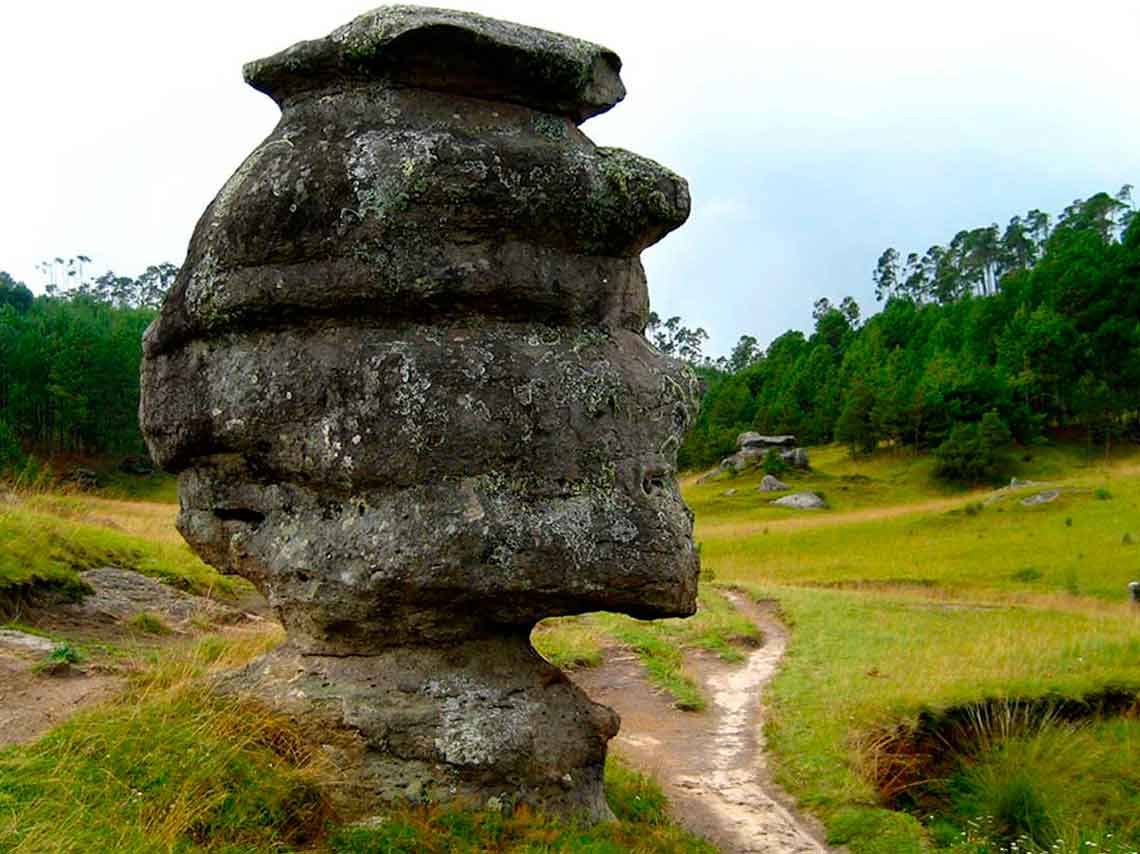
[678,186,1139,472]
[0,259,176,467]
[2,185,1137,481]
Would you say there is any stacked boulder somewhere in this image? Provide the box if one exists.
[140,6,699,821]
[718,432,810,474]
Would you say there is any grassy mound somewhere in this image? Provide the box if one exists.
[0,631,713,853]
[0,497,235,608]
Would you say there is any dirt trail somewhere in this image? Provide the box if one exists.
[575,593,832,853]
[698,494,978,538]
[0,569,261,750]
[0,654,121,748]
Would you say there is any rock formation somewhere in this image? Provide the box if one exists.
[758,474,791,492]
[139,5,699,821]
[717,433,810,474]
[772,492,826,510]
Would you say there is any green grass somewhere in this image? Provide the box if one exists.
[702,468,1140,603]
[329,759,715,852]
[0,630,328,854]
[95,471,179,503]
[0,501,235,601]
[594,586,762,711]
[128,611,172,636]
[686,444,965,523]
[726,583,1140,853]
[684,440,1140,854]
[0,628,711,853]
[532,615,607,670]
[930,717,1140,851]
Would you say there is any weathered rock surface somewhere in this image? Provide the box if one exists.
[140,5,697,822]
[782,447,810,469]
[772,492,825,510]
[758,475,790,492]
[737,433,797,450]
[58,568,243,630]
[0,629,56,656]
[1022,489,1060,506]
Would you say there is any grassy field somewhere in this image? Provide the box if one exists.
[0,626,713,853]
[685,441,1140,853]
[0,493,235,604]
[6,442,1140,852]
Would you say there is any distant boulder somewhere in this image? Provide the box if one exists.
[722,489,738,497]
[1022,489,1060,506]
[781,447,810,469]
[737,432,797,450]
[773,491,825,510]
[758,475,790,492]
[718,446,765,472]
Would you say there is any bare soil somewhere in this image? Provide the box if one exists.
[0,653,121,749]
[574,593,835,853]
[0,568,262,750]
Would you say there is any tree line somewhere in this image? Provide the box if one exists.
[3,183,1137,482]
[678,186,1139,476]
[0,259,176,471]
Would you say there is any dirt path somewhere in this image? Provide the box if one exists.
[575,593,832,853]
[0,654,122,749]
[0,568,262,750]
[697,494,979,539]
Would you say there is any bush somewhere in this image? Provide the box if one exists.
[0,419,25,477]
[763,448,789,476]
[935,411,1012,482]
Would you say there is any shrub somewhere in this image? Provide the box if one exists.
[129,611,172,635]
[935,411,1012,483]
[763,448,789,476]
[0,420,25,477]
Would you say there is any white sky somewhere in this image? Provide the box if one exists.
[3,0,1139,354]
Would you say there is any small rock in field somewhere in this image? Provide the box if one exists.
[722,489,737,497]
[0,630,56,655]
[772,492,825,510]
[1021,489,1060,506]
[757,475,790,492]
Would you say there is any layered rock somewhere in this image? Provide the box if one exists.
[140,5,698,821]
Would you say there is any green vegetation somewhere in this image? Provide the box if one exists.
[531,615,606,670]
[329,759,715,853]
[678,186,1140,478]
[0,499,234,602]
[1,259,177,470]
[0,632,330,854]
[535,586,763,712]
[929,717,1140,850]
[701,448,1140,602]
[687,443,1140,853]
[0,628,711,853]
[128,611,172,636]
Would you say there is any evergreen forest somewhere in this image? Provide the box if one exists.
[674,186,1140,474]
[0,261,175,471]
[2,185,1137,481]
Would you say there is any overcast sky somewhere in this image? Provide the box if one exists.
[2,1,1138,355]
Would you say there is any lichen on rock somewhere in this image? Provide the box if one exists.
[140,4,697,823]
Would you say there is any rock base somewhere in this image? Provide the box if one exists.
[215,634,619,821]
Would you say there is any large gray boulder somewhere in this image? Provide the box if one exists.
[758,474,790,492]
[772,492,825,510]
[139,6,698,822]
[736,432,797,450]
